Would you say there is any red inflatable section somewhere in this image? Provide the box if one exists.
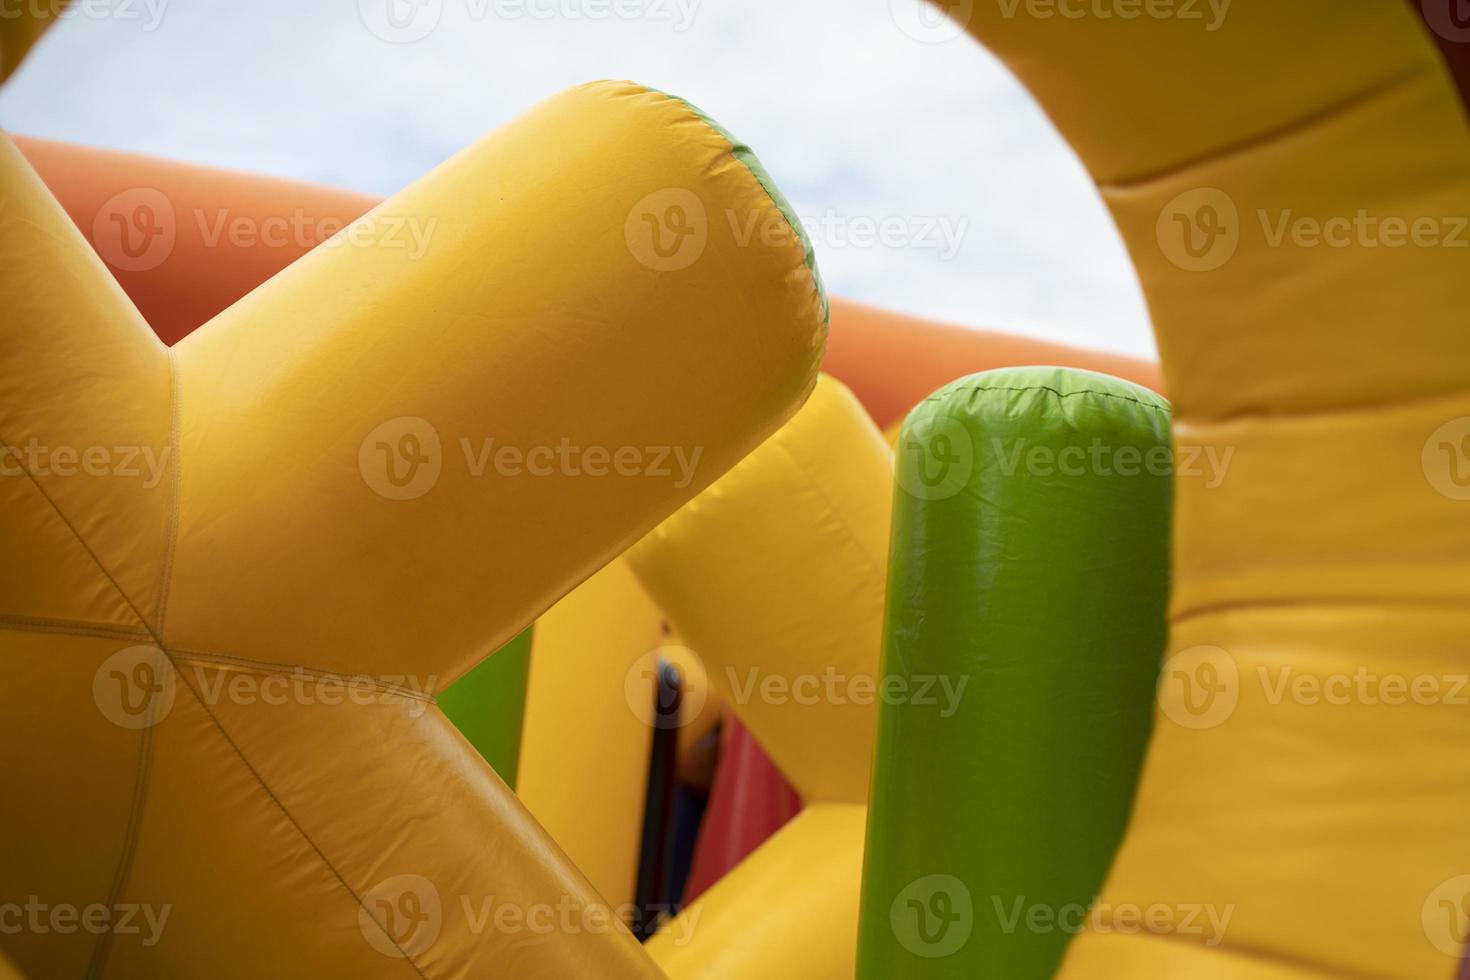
[681,714,802,904]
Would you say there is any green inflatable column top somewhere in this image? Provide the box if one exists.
[437,626,534,789]
[856,366,1172,978]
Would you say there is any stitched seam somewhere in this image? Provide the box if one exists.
[170,649,438,704]
[0,615,152,642]
[921,384,1170,416]
[85,682,157,978]
[0,431,156,632]
[1101,64,1427,190]
[169,668,433,979]
[1,432,433,977]
[1100,915,1395,980]
[0,618,437,702]
[1171,593,1470,626]
[1,441,163,980]
[1176,384,1470,427]
[153,348,181,636]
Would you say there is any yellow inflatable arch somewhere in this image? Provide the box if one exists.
[951,5,1470,977]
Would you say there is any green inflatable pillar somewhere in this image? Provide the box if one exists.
[438,626,533,789]
[856,367,1171,978]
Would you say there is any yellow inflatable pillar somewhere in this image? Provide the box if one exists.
[516,559,664,914]
[937,2,1470,976]
[1,80,824,978]
[628,374,892,976]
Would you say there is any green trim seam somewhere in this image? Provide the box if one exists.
[654,87,830,325]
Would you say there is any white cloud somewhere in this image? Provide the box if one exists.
[0,0,1156,357]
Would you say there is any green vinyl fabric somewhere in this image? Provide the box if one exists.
[857,366,1172,978]
[438,627,534,788]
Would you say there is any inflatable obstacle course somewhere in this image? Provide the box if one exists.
[3,1,1468,977]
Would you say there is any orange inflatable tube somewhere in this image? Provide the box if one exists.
[14,136,1163,418]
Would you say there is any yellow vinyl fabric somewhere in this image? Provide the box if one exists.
[627,375,890,978]
[644,804,867,979]
[515,559,663,913]
[0,79,824,979]
[934,2,1470,976]
[517,558,720,916]
[628,374,893,806]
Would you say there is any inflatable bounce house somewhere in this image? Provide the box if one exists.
[2,2,1468,978]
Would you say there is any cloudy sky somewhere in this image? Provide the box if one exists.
[0,0,1157,358]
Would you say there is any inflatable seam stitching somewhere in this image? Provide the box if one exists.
[1100,62,1429,190]
[168,672,437,978]
[170,648,439,703]
[649,86,830,325]
[923,384,1170,415]
[0,616,151,642]
[152,347,182,637]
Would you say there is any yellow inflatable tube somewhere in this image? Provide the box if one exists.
[516,560,664,913]
[628,374,890,978]
[1,79,824,978]
[629,375,892,806]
